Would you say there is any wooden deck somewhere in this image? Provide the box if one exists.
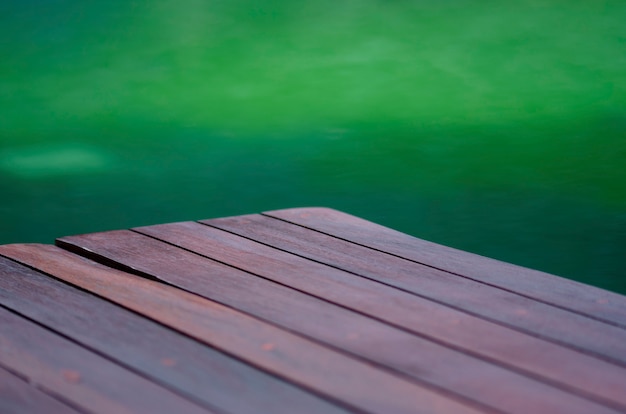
[1,207,625,414]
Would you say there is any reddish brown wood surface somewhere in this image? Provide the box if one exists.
[2,207,626,414]
[0,244,487,414]
[52,230,624,413]
[264,207,626,328]
[0,305,213,414]
[201,213,626,407]
[124,221,626,368]
[0,257,349,414]
[0,365,81,414]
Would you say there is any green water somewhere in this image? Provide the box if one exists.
[1,1,625,293]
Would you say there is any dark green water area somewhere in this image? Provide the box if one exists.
[1,1,625,293]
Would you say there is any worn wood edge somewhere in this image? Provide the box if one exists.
[1,243,491,414]
[52,230,626,414]
[197,213,626,411]
[0,256,349,414]
[0,363,84,414]
[262,207,626,329]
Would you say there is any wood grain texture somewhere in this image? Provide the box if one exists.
[0,365,81,414]
[4,207,626,414]
[0,257,350,414]
[52,230,624,413]
[264,207,626,328]
[127,220,626,368]
[0,306,213,414]
[201,213,626,409]
[0,244,488,414]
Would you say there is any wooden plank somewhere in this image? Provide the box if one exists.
[52,231,625,413]
[0,306,213,414]
[0,365,82,414]
[201,213,626,407]
[124,220,626,367]
[0,244,488,414]
[0,257,351,414]
[263,207,626,328]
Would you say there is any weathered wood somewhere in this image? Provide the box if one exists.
[264,207,626,328]
[0,257,350,414]
[125,221,626,368]
[201,213,626,408]
[0,306,213,414]
[0,244,488,414]
[52,230,624,413]
[0,365,81,414]
[3,206,626,414]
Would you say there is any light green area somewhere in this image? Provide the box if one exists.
[0,144,114,178]
[1,0,625,292]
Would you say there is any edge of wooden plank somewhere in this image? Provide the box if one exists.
[0,243,491,414]
[262,207,626,328]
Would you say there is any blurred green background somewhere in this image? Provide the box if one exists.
[1,0,625,293]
